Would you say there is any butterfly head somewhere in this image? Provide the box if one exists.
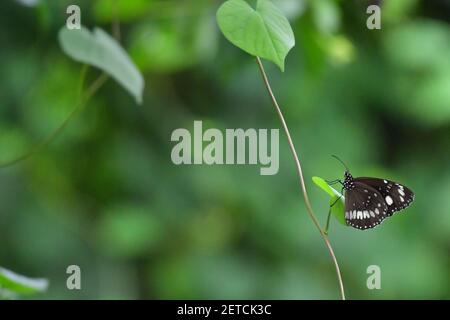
[343,171,355,190]
[331,155,355,190]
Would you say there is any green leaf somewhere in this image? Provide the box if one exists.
[312,176,347,226]
[58,26,144,104]
[0,267,48,296]
[217,0,295,71]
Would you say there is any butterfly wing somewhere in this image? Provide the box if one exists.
[354,177,414,216]
[345,182,388,230]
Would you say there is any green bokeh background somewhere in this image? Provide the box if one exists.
[0,0,449,299]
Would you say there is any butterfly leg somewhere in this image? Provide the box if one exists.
[330,193,343,208]
[324,188,344,235]
[324,206,332,235]
[326,179,343,186]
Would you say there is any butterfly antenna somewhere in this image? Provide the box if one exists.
[331,155,349,171]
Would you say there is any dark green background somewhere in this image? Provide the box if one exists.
[0,0,449,299]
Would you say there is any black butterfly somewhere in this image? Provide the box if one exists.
[329,156,415,230]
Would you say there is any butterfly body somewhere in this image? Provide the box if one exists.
[342,170,414,230]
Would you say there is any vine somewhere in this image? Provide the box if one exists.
[217,0,346,299]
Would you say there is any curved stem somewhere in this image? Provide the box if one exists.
[256,57,346,300]
[0,73,108,169]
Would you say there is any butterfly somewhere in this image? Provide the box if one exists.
[329,156,415,230]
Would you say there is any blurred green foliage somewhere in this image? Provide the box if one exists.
[0,0,449,299]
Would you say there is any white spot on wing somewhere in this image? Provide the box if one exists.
[357,211,363,219]
[385,196,393,205]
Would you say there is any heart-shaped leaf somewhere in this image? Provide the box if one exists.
[312,176,347,226]
[217,0,295,71]
[58,26,144,104]
[0,267,48,297]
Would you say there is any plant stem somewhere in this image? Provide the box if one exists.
[0,73,108,169]
[255,57,346,300]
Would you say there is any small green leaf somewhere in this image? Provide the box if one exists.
[312,176,347,226]
[217,0,295,71]
[58,26,144,104]
[0,267,48,296]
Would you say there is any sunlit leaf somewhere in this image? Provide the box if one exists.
[0,267,48,296]
[217,0,295,71]
[58,26,144,104]
[312,176,346,226]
